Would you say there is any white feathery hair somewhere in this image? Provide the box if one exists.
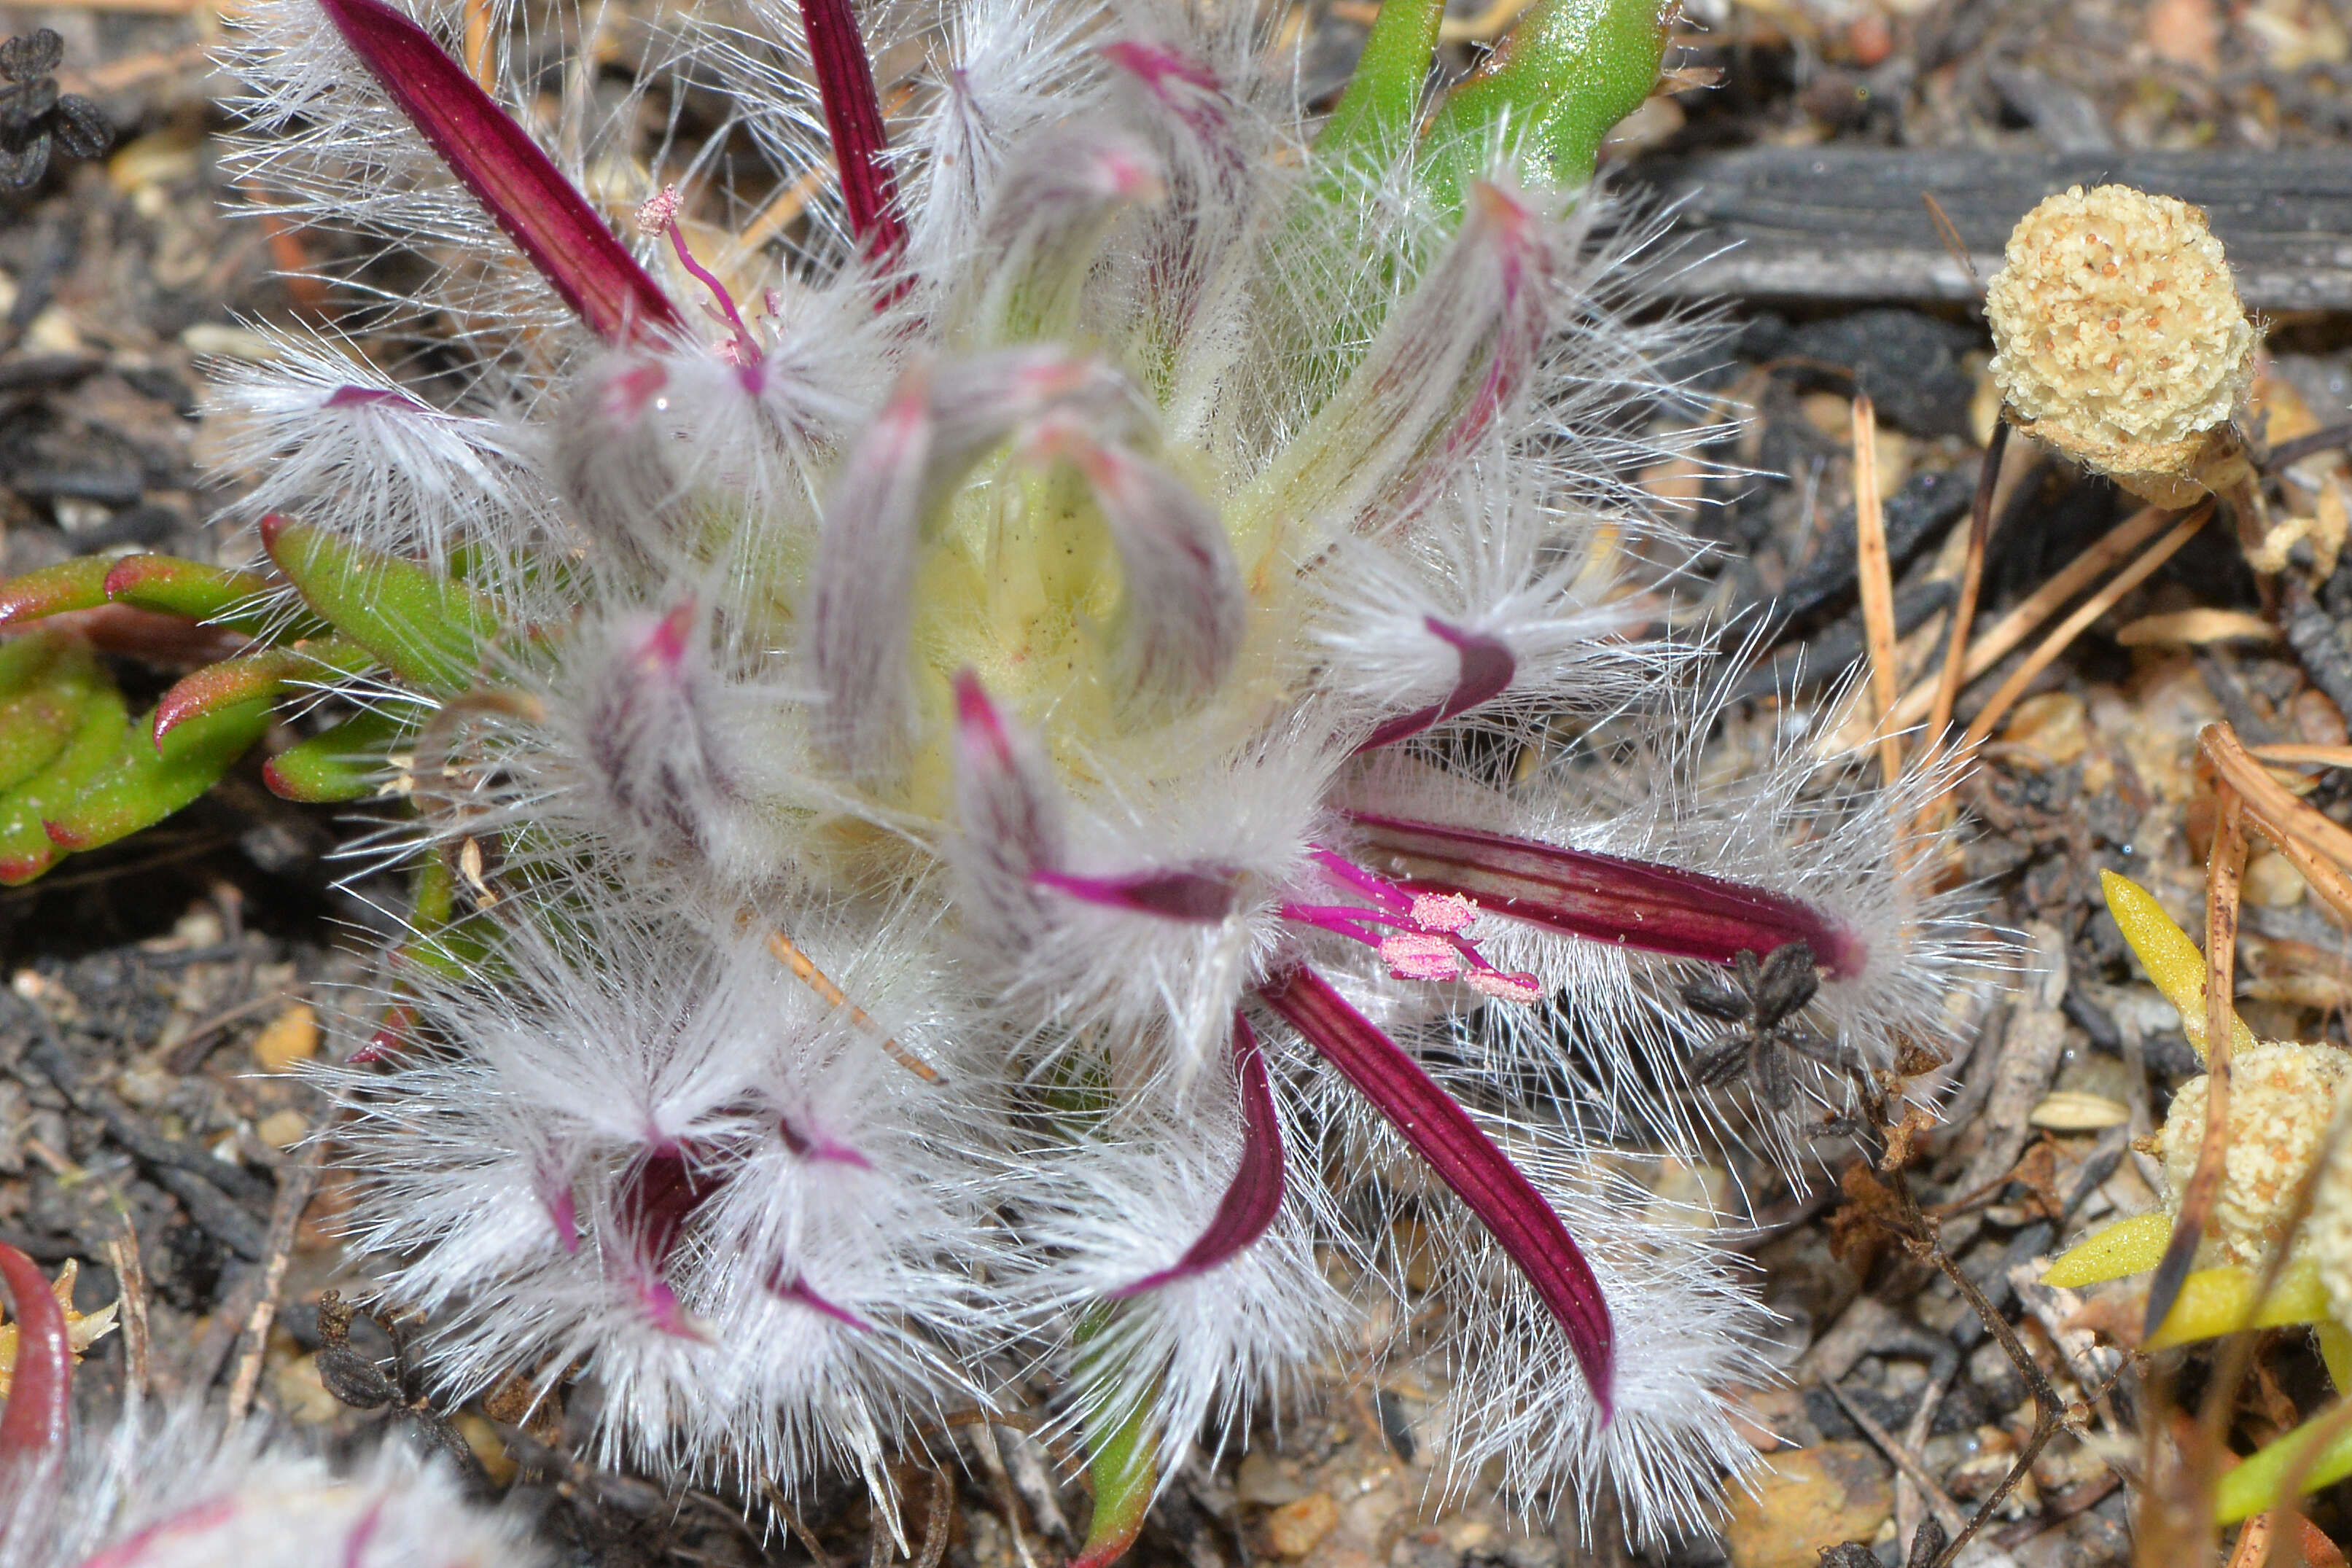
[0,1401,544,1568]
[324,900,1011,1494]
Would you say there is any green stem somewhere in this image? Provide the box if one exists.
[1071,1312,1160,1568]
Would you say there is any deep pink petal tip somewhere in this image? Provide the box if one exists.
[1359,619,1516,752]
[1113,1015,1287,1297]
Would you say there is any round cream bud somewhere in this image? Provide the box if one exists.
[1985,184,2254,506]
[2158,1040,2352,1268]
[2302,1101,2352,1325]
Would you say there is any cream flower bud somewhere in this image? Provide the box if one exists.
[2157,1040,2352,1268]
[1985,183,2255,507]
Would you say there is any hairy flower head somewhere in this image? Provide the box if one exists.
[0,0,2000,1542]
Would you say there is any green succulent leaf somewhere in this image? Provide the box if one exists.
[397,850,497,979]
[1425,0,1674,205]
[1317,0,1447,167]
[101,554,301,636]
[43,698,276,856]
[262,706,413,803]
[153,639,381,747]
[0,557,114,628]
[2216,1402,2352,1523]
[0,636,100,793]
[262,514,502,695]
[0,677,131,885]
[0,625,69,695]
[1069,1313,1159,1568]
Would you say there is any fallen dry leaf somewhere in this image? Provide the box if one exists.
[0,1257,120,1400]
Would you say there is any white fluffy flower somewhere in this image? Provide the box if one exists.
[117,0,2001,1543]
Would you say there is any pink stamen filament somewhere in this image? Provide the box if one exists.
[642,194,760,367]
[1283,851,1540,999]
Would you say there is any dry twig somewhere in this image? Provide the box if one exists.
[1954,506,2212,766]
[105,1220,149,1408]
[1882,502,2179,733]
[224,1135,327,1421]
[2143,780,2245,1342]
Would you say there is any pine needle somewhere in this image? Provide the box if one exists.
[1852,394,1903,788]
[2145,781,2246,1341]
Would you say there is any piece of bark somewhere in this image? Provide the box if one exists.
[1627,147,2352,309]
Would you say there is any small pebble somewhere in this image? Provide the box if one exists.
[1268,1493,1339,1559]
[251,1003,318,1072]
[273,1352,343,1424]
[2028,1091,2130,1131]
[2243,849,2306,908]
[1721,1443,1892,1568]
[257,1108,308,1149]
[2001,693,2090,768]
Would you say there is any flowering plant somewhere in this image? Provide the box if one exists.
[0,0,1984,1552]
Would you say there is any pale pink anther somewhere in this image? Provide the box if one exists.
[1466,968,1544,1004]
[1409,892,1477,935]
[1287,851,1543,1002]
[1379,930,1466,983]
[634,184,684,235]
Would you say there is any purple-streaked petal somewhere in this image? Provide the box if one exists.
[342,1500,387,1568]
[631,1272,704,1340]
[1349,812,1869,980]
[582,599,745,859]
[540,1172,580,1255]
[316,0,683,345]
[1099,40,1221,113]
[323,384,424,410]
[1359,618,1516,751]
[797,0,908,275]
[951,670,1067,882]
[1043,428,1244,711]
[1033,866,1240,921]
[1260,967,1613,1418]
[76,1503,241,1568]
[0,1241,70,1478]
[1112,1015,1286,1298]
[1251,179,1549,538]
[1423,184,1549,470]
[806,376,932,780]
[618,1145,717,1274]
[768,1270,876,1332]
